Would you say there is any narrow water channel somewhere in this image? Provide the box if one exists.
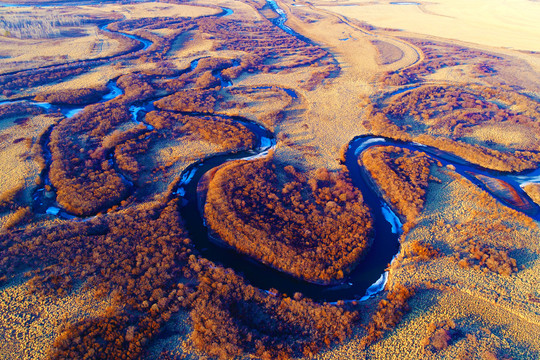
[0,0,538,303]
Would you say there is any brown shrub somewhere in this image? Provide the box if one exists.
[3,207,31,229]
[420,320,458,352]
[360,285,414,348]
[455,240,518,276]
[361,145,433,222]
[205,157,373,284]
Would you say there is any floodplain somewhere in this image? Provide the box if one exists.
[0,0,539,359]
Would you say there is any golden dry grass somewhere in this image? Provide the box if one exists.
[0,114,57,214]
[0,0,539,358]
[523,184,540,206]
[372,39,404,65]
[316,0,540,52]
[0,279,112,360]
[311,166,540,360]
[467,124,539,150]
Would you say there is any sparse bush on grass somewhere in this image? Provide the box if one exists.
[402,240,440,261]
[3,206,31,229]
[362,84,540,171]
[420,320,459,352]
[0,183,25,212]
[379,39,503,85]
[455,240,518,276]
[360,285,414,348]
[34,87,108,105]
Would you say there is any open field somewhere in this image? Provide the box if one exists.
[316,0,540,52]
[0,0,539,359]
[0,2,219,74]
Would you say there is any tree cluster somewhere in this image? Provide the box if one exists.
[197,17,331,74]
[0,102,46,118]
[420,320,459,352]
[114,132,151,180]
[49,101,133,215]
[34,87,108,105]
[107,17,183,32]
[154,89,220,113]
[205,157,374,284]
[0,63,93,92]
[3,206,31,229]
[455,240,518,276]
[361,145,434,222]
[360,285,414,348]
[0,182,25,212]
[183,257,358,360]
[1,199,191,359]
[401,240,440,262]
[116,74,155,103]
[0,195,357,359]
[145,111,255,151]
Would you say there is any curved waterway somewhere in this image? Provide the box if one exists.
[266,0,312,44]
[31,80,125,218]
[176,131,539,302]
[1,0,539,302]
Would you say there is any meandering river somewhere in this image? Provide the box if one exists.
[0,0,538,302]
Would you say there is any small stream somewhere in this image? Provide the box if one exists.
[177,132,539,302]
[266,0,315,45]
[1,0,539,302]
[31,80,124,218]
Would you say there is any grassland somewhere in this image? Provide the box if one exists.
[0,0,539,359]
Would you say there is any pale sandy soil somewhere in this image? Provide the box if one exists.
[311,0,540,96]
[286,0,422,72]
[316,0,540,52]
